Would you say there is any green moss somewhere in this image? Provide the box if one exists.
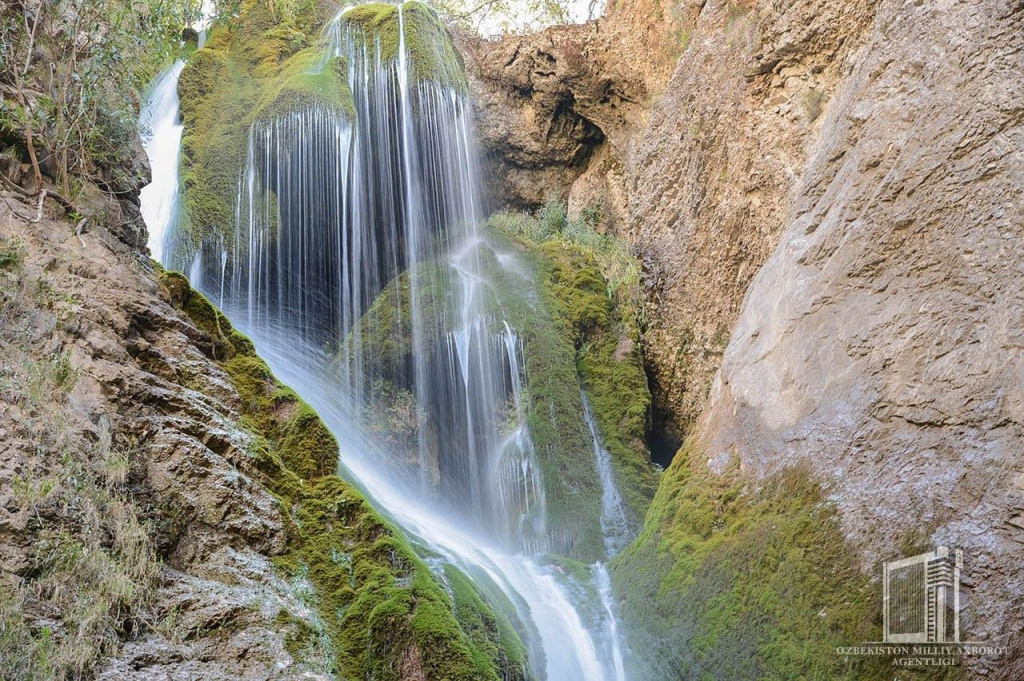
[174,0,470,266]
[279,403,337,479]
[444,566,529,678]
[345,210,657,562]
[274,608,320,657]
[609,447,905,680]
[345,242,611,561]
[345,263,450,382]
[160,268,528,680]
[487,210,660,558]
[253,48,355,120]
[174,0,357,263]
[177,46,255,258]
[339,1,466,88]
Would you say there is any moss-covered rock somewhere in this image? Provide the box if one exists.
[443,565,530,678]
[342,241,608,561]
[159,269,530,680]
[337,1,467,88]
[173,0,469,268]
[486,210,660,560]
[610,447,895,680]
[253,48,354,120]
[343,210,658,563]
[174,0,355,264]
[346,263,451,382]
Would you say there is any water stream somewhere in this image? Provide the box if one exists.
[139,60,185,263]
[139,6,625,679]
[583,394,632,681]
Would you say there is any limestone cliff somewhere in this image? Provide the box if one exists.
[471,0,1024,678]
[693,0,1024,675]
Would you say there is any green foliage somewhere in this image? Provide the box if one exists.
[610,447,901,680]
[161,269,529,680]
[0,238,24,272]
[22,351,80,406]
[0,0,199,196]
[490,200,646,330]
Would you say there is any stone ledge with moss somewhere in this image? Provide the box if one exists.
[336,1,468,88]
[160,269,532,680]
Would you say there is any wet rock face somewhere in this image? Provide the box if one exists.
[0,208,330,679]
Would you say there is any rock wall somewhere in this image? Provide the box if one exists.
[0,208,331,678]
[472,0,1024,677]
[696,0,1024,675]
[462,0,681,211]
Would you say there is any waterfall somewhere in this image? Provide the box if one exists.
[142,4,618,678]
[583,394,634,557]
[583,394,631,681]
[596,563,628,681]
[139,60,185,263]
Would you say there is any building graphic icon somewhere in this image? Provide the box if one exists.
[883,546,962,644]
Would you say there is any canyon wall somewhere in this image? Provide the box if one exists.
[470,0,1024,677]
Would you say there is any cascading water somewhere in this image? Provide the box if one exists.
[143,3,620,678]
[583,394,634,557]
[583,394,632,681]
[139,60,185,263]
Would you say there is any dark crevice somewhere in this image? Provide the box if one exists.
[644,360,682,468]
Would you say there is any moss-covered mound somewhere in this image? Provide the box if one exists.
[609,447,896,680]
[344,208,659,563]
[159,269,531,681]
[254,48,354,120]
[487,208,661,561]
[337,1,467,88]
[174,0,353,262]
[347,263,451,382]
[341,241,601,561]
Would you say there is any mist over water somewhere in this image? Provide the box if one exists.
[141,6,630,679]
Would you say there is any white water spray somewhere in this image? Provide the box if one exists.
[583,394,631,680]
[583,394,634,557]
[139,60,185,263]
